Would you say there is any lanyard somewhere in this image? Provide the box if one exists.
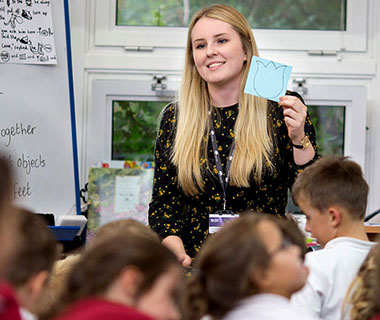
[209,112,235,210]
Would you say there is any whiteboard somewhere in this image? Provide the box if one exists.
[0,0,80,217]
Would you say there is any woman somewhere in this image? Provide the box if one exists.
[149,4,317,266]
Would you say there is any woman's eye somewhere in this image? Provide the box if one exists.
[218,39,227,44]
[195,43,205,49]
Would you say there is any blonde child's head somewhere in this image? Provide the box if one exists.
[92,218,159,246]
[342,242,380,320]
[34,254,81,319]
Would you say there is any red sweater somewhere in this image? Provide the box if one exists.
[0,282,21,320]
[53,298,155,320]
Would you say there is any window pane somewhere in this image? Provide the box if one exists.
[287,105,345,214]
[112,101,346,161]
[116,0,346,30]
[112,100,168,161]
[308,105,345,156]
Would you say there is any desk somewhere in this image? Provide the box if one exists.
[365,225,380,241]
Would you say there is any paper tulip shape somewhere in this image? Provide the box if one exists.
[253,61,287,99]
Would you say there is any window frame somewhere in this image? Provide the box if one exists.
[87,80,367,176]
[93,0,367,52]
[87,79,176,169]
[301,84,367,170]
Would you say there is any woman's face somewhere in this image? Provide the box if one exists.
[256,220,309,298]
[191,16,247,90]
[135,265,182,320]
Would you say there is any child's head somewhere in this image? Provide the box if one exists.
[292,156,368,246]
[0,155,19,278]
[34,254,81,319]
[4,208,58,312]
[342,244,379,320]
[182,214,308,320]
[0,155,12,206]
[58,233,182,320]
[373,240,380,315]
[92,218,159,246]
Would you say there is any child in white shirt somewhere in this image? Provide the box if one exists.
[290,156,375,320]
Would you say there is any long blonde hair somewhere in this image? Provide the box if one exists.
[172,5,273,196]
[341,244,380,320]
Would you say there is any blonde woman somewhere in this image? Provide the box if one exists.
[149,4,317,266]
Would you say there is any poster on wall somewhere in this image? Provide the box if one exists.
[0,0,57,64]
[86,161,154,242]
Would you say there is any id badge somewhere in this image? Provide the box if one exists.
[209,210,238,234]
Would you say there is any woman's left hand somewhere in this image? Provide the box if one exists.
[279,95,307,144]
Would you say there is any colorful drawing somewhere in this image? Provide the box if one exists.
[86,164,154,242]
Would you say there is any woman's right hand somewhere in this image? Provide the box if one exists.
[162,235,192,267]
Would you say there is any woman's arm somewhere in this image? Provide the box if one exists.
[162,235,192,267]
[279,95,316,165]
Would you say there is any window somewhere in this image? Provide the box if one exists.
[117,0,346,31]
[308,105,345,156]
[112,100,168,161]
[88,79,366,172]
[93,0,366,52]
[287,85,365,214]
[301,84,366,170]
[110,102,351,162]
[87,78,177,169]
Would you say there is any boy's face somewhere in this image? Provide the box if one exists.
[297,197,336,247]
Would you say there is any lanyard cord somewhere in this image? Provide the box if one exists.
[209,112,235,210]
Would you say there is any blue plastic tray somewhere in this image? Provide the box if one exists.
[48,226,80,241]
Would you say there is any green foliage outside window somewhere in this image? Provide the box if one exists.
[308,105,345,156]
[112,101,168,161]
[116,0,346,30]
[112,100,345,162]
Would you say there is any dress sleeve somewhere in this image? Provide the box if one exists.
[273,91,319,189]
[148,103,185,239]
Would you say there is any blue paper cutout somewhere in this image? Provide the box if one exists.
[244,56,293,102]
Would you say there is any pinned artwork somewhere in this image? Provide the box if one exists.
[244,56,293,102]
[86,163,154,242]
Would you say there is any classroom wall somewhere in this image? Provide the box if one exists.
[68,0,380,217]
[367,1,380,220]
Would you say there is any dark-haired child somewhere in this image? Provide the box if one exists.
[182,214,316,320]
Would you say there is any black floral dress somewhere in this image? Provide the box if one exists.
[149,92,318,257]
